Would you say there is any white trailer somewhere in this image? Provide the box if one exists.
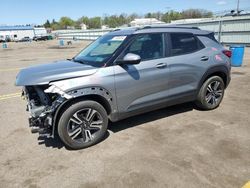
[0,26,47,41]
[34,27,47,37]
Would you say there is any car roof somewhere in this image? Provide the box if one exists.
[108,25,212,36]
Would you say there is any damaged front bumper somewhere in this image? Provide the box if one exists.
[23,85,70,138]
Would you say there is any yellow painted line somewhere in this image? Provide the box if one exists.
[242,181,250,188]
[0,67,23,72]
[0,95,20,101]
[0,92,21,97]
[0,92,21,101]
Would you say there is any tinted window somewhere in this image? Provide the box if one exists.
[170,33,200,56]
[206,33,219,43]
[125,33,164,61]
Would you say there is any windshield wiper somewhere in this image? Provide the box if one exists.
[70,58,86,64]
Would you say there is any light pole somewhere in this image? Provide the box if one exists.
[237,0,240,15]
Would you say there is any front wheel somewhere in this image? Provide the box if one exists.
[196,76,225,110]
[58,100,108,150]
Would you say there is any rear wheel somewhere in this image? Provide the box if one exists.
[196,76,225,110]
[58,100,108,149]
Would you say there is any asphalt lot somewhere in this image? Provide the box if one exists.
[0,40,250,188]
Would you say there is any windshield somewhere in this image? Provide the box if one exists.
[74,34,127,67]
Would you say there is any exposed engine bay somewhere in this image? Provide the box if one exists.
[23,85,66,138]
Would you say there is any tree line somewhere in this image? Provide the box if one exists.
[44,9,213,30]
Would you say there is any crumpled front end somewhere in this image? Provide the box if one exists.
[23,85,71,138]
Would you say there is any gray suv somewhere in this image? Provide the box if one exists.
[16,26,231,149]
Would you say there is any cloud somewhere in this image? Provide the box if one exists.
[217,1,227,5]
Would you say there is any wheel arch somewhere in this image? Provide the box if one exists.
[52,87,114,137]
[198,65,230,92]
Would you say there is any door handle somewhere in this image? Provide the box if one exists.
[156,63,167,69]
[201,56,209,61]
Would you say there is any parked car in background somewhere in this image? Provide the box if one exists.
[33,36,48,41]
[16,25,231,149]
[18,37,31,42]
[33,35,53,41]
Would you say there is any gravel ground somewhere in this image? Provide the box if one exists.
[0,40,249,188]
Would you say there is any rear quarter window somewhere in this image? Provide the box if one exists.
[170,33,204,56]
[207,33,219,43]
[197,35,223,49]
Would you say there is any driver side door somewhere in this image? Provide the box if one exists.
[113,33,170,116]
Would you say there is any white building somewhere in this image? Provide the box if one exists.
[80,23,87,30]
[0,26,47,41]
[101,25,109,29]
[130,18,165,27]
[34,27,47,36]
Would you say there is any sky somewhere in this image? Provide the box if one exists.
[0,0,250,25]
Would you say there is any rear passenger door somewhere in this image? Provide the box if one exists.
[166,32,207,98]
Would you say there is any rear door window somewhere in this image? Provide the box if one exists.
[170,33,201,56]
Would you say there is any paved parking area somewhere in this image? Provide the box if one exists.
[0,40,250,188]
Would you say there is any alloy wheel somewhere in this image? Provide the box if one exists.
[205,81,223,106]
[67,108,103,143]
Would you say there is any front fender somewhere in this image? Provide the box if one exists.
[51,86,115,137]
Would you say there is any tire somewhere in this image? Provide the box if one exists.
[196,76,225,110]
[58,100,108,150]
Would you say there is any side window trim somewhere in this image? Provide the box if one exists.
[161,33,166,58]
[164,33,171,57]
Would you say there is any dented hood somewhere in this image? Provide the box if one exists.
[15,60,98,86]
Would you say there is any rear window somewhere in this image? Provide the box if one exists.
[170,33,202,56]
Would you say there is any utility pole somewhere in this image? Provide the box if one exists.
[237,0,240,15]
[218,19,222,43]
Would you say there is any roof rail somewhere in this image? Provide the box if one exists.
[110,28,121,32]
[140,25,200,30]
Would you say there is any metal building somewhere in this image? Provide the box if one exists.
[171,15,250,45]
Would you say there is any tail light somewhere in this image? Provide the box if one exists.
[222,50,232,58]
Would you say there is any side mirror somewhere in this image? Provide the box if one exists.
[116,53,141,65]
